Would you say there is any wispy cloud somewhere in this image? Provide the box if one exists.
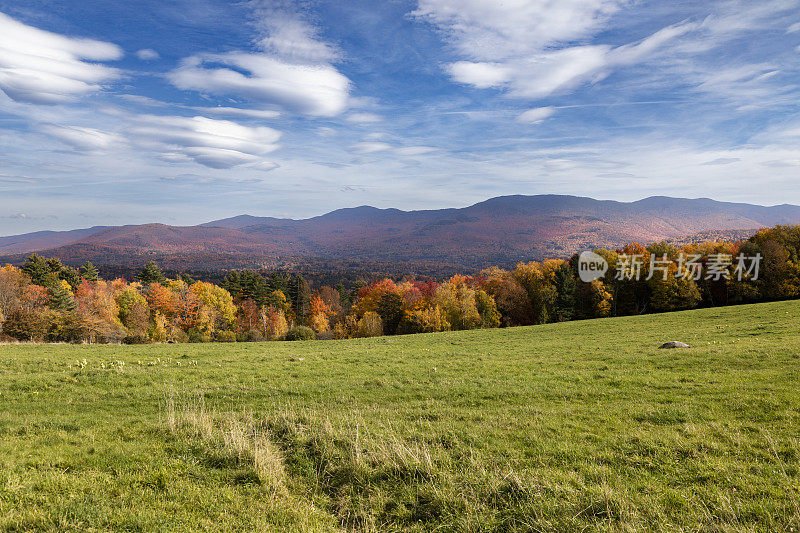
[38,123,123,152]
[131,114,282,169]
[135,48,160,60]
[419,0,697,101]
[193,106,281,119]
[346,112,382,123]
[516,106,556,124]
[0,11,122,104]
[167,3,351,116]
[349,141,392,154]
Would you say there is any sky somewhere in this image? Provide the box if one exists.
[0,0,799,236]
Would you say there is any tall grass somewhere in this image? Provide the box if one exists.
[166,393,287,498]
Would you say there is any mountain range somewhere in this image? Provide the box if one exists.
[1,195,799,271]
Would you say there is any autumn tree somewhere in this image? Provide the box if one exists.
[116,287,150,339]
[190,281,237,335]
[0,265,28,320]
[481,267,533,326]
[513,261,560,324]
[357,311,383,337]
[238,299,260,333]
[74,280,126,342]
[260,307,289,340]
[433,279,481,330]
[318,286,343,317]
[475,290,501,328]
[308,295,333,333]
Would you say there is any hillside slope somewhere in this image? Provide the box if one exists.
[2,300,799,531]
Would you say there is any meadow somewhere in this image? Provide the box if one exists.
[1,300,799,532]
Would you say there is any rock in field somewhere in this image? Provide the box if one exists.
[659,341,690,349]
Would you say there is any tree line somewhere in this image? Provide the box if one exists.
[0,225,797,344]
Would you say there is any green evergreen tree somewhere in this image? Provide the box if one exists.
[554,262,576,321]
[137,262,165,285]
[289,275,311,321]
[80,261,99,282]
[377,292,404,335]
[21,254,51,286]
[49,282,77,311]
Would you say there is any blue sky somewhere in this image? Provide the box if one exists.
[1,0,799,235]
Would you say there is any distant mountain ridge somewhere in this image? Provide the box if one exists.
[0,226,109,255]
[2,195,800,270]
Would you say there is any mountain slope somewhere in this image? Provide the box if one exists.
[3,195,800,269]
[0,226,108,255]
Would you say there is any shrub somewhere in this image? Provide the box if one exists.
[238,330,266,342]
[285,326,316,341]
[122,334,149,345]
[315,330,334,341]
[187,328,211,343]
[215,330,237,343]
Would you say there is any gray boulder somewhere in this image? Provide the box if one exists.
[659,341,690,349]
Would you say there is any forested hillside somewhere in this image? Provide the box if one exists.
[1,225,798,344]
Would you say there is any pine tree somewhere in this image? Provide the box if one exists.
[554,262,576,321]
[137,262,165,285]
[21,254,51,286]
[49,282,76,311]
[80,261,99,282]
[377,292,403,335]
[289,275,310,321]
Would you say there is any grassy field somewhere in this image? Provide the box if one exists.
[1,301,799,532]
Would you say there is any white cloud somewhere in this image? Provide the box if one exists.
[167,5,350,117]
[412,0,623,62]
[346,112,383,123]
[135,48,160,60]
[789,21,800,33]
[516,106,556,123]
[414,1,697,100]
[701,157,741,165]
[448,23,697,100]
[194,106,281,119]
[118,94,169,107]
[316,126,338,137]
[249,3,340,63]
[349,142,392,154]
[0,11,122,104]
[447,62,510,88]
[131,115,282,169]
[168,53,350,117]
[396,146,439,156]
[39,123,122,151]
[249,160,280,172]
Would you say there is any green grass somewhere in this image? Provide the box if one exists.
[1,301,800,532]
